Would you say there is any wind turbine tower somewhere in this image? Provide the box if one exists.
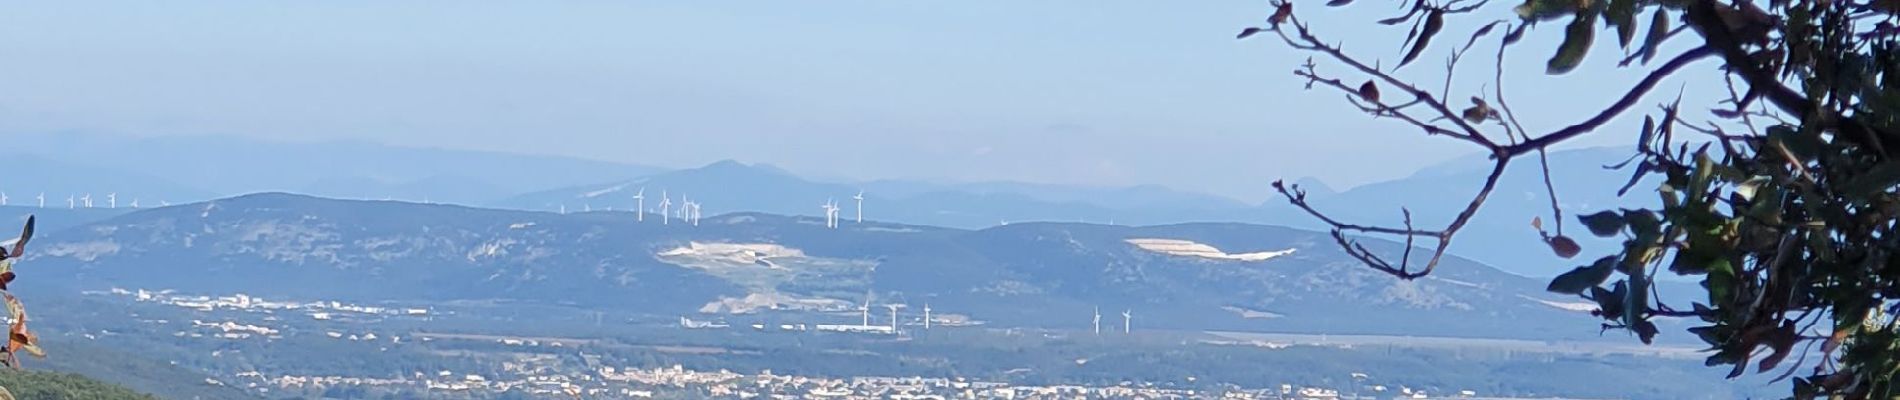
[1122,310,1132,334]
[65,195,74,209]
[0,192,8,206]
[130,198,140,208]
[821,200,840,229]
[859,298,871,327]
[107,193,117,209]
[923,304,932,330]
[81,194,93,208]
[658,191,672,225]
[633,188,645,222]
[36,193,44,209]
[1093,307,1102,335]
[885,304,903,332]
[853,190,864,223]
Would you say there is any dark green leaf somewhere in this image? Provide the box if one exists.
[1547,13,1596,74]
[1616,161,1652,196]
[1692,302,1716,323]
[1623,209,1661,236]
[1640,9,1669,63]
[1503,23,1528,45]
[1688,326,1722,345]
[1547,256,1617,294]
[1839,161,1900,199]
[1400,9,1445,68]
[9,216,30,259]
[1605,0,1638,47]
[1578,210,1626,237]
[1632,319,1658,344]
[1590,285,1623,320]
[1515,0,1576,21]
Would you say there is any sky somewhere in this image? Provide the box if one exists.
[0,1,1729,202]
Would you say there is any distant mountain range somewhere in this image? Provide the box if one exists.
[0,133,1663,278]
[22,193,1646,342]
[0,133,663,205]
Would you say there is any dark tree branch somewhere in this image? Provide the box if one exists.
[1504,46,1718,157]
[1273,157,1509,279]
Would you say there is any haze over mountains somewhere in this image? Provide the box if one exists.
[0,133,1656,277]
[29,192,1632,342]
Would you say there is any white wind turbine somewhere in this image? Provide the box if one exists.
[689,202,702,226]
[80,193,93,208]
[0,192,8,206]
[107,193,117,209]
[1093,307,1102,335]
[632,188,646,222]
[859,297,872,326]
[677,195,689,221]
[36,193,44,209]
[65,195,75,209]
[884,304,904,331]
[923,304,932,330]
[820,200,835,228]
[1122,310,1132,334]
[129,198,140,208]
[853,190,865,223]
[821,199,841,228]
[658,191,672,225]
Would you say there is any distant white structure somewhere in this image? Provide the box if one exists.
[853,190,865,223]
[35,193,44,208]
[658,190,672,225]
[821,199,841,228]
[679,316,728,329]
[80,193,93,208]
[107,193,117,209]
[65,195,74,209]
[129,198,140,208]
[632,188,646,222]
[1122,310,1132,334]
[922,304,932,330]
[859,297,871,326]
[1092,307,1102,335]
[0,192,7,206]
[814,324,894,335]
[1126,238,1298,262]
[884,304,904,331]
[676,195,688,221]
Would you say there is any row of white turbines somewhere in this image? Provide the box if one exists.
[557,188,871,229]
[558,188,706,226]
[0,192,166,209]
[852,302,1137,334]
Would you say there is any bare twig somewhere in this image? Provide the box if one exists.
[1273,16,1496,148]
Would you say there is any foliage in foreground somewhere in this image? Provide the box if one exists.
[1240,0,1900,397]
[0,370,154,400]
[0,217,41,399]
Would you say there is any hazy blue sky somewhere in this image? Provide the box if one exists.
[0,1,1725,201]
